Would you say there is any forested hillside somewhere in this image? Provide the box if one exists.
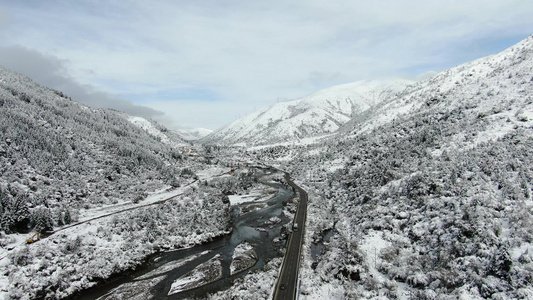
[0,66,236,299]
[248,35,533,299]
[0,65,194,234]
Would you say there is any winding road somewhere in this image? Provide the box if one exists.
[273,173,308,300]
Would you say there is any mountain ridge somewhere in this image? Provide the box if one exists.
[203,78,414,146]
[0,64,191,232]
[246,34,533,299]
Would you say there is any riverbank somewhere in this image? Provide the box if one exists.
[75,167,293,299]
[1,179,231,299]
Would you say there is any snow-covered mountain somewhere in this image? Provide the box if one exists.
[0,65,191,232]
[339,35,533,141]
[203,78,413,146]
[177,127,213,140]
[244,35,533,299]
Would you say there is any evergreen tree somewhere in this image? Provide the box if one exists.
[32,207,54,232]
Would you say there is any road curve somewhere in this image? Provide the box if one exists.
[273,173,308,300]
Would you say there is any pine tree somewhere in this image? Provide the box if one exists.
[12,193,31,232]
[32,207,53,232]
[1,211,15,233]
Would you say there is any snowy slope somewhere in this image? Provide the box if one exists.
[342,34,533,139]
[270,35,533,299]
[203,78,413,146]
[0,65,232,299]
[127,116,189,147]
[0,64,191,222]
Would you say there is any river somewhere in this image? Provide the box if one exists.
[77,168,293,299]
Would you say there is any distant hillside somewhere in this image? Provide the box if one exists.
[203,78,413,146]
[178,127,213,141]
[0,65,188,233]
[126,115,190,147]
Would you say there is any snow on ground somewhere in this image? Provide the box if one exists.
[324,158,346,173]
[473,107,533,146]
[0,234,29,297]
[208,257,283,300]
[75,184,189,223]
[228,185,278,206]
[139,250,212,281]
[230,242,257,275]
[0,222,96,296]
[502,218,533,264]
[98,251,212,300]
[67,165,230,226]
[98,274,161,300]
[358,99,422,136]
[430,105,533,159]
[303,282,347,300]
[168,254,223,295]
[228,193,262,206]
[357,231,412,299]
[70,161,235,224]
[228,189,269,206]
[0,165,231,299]
[196,166,231,180]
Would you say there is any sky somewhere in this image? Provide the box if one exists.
[0,1,532,131]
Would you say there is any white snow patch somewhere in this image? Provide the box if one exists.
[358,231,391,281]
[128,116,185,147]
[168,254,222,295]
[227,187,276,206]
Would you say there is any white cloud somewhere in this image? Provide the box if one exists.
[0,46,164,119]
[0,1,532,130]
[146,100,256,131]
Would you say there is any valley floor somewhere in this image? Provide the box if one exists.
[0,165,234,300]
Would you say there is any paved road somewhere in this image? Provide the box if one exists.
[273,173,308,300]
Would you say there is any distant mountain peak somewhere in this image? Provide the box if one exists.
[203,78,414,146]
[177,127,213,141]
